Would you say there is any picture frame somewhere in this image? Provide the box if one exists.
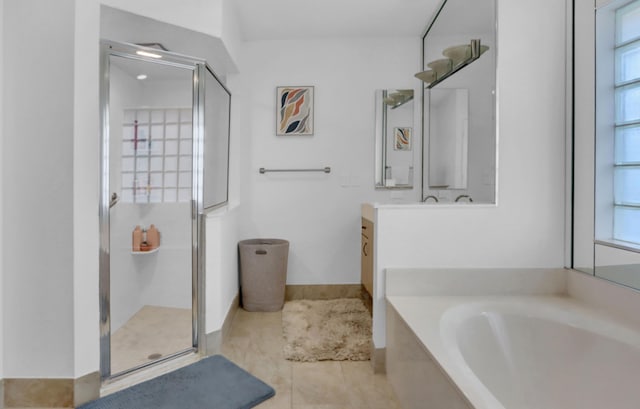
[276,86,314,136]
[394,127,412,151]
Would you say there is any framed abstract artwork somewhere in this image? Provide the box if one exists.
[394,127,412,151]
[276,86,314,136]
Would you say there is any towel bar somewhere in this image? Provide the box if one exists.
[259,167,331,174]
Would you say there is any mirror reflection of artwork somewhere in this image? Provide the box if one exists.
[394,127,412,151]
[374,89,415,189]
[276,86,314,135]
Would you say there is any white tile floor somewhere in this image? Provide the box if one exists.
[110,305,192,375]
[221,308,401,409]
[7,305,402,408]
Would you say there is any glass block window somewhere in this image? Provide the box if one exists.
[121,108,193,203]
[614,0,640,243]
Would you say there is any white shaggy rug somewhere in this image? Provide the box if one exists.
[282,298,371,362]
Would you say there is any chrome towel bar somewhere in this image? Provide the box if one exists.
[259,167,331,174]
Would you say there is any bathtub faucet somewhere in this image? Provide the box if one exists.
[423,195,439,203]
[455,194,473,203]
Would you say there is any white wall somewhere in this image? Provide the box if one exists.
[73,0,102,379]
[205,205,240,333]
[573,0,596,272]
[101,0,224,43]
[220,0,243,73]
[100,6,237,77]
[3,0,76,378]
[372,0,568,348]
[236,38,421,285]
[0,0,4,382]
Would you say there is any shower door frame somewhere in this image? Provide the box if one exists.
[99,40,207,380]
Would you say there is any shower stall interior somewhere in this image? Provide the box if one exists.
[99,40,230,380]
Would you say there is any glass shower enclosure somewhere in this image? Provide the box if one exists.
[99,40,230,379]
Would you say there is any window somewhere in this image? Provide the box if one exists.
[613,0,640,244]
[120,107,193,203]
[596,0,640,246]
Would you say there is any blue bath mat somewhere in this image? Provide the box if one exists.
[78,355,274,409]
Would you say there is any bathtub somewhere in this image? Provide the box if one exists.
[386,295,640,409]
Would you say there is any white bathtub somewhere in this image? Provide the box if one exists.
[387,295,640,409]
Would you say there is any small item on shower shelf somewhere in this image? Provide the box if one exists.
[132,225,142,251]
[147,224,160,249]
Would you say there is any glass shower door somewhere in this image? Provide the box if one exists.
[104,52,196,377]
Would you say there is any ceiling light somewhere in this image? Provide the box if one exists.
[136,74,148,80]
[136,50,162,59]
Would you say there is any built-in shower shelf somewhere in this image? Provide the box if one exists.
[131,247,160,255]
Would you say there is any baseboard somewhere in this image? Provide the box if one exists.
[74,371,101,407]
[371,344,386,374]
[222,293,240,342]
[285,284,363,300]
[3,371,100,408]
[205,293,240,355]
[5,379,74,408]
[361,284,373,315]
[4,378,73,407]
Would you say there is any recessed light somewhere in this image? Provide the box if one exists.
[136,50,162,59]
[137,74,148,80]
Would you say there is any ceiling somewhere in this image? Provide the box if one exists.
[231,0,443,41]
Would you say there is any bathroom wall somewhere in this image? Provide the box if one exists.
[100,5,237,78]
[72,0,102,380]
[572,0,596,271]
[100,0,226,50]
[220,0,243,76]
[372,0,568,347]
[2,0,76,378]
[233,37,421,285]
[0,0,4,382]
[205,205,240,334]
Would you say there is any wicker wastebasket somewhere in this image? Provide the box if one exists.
[238,239,289,312]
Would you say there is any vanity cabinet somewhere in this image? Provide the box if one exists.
[361,217,374,297]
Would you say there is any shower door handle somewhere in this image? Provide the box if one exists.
[109,192,119,209]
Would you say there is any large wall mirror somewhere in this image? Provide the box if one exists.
[418,0,497,203]
[374,89,415,189]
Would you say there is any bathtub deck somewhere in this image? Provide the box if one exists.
[386,294,640,409]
